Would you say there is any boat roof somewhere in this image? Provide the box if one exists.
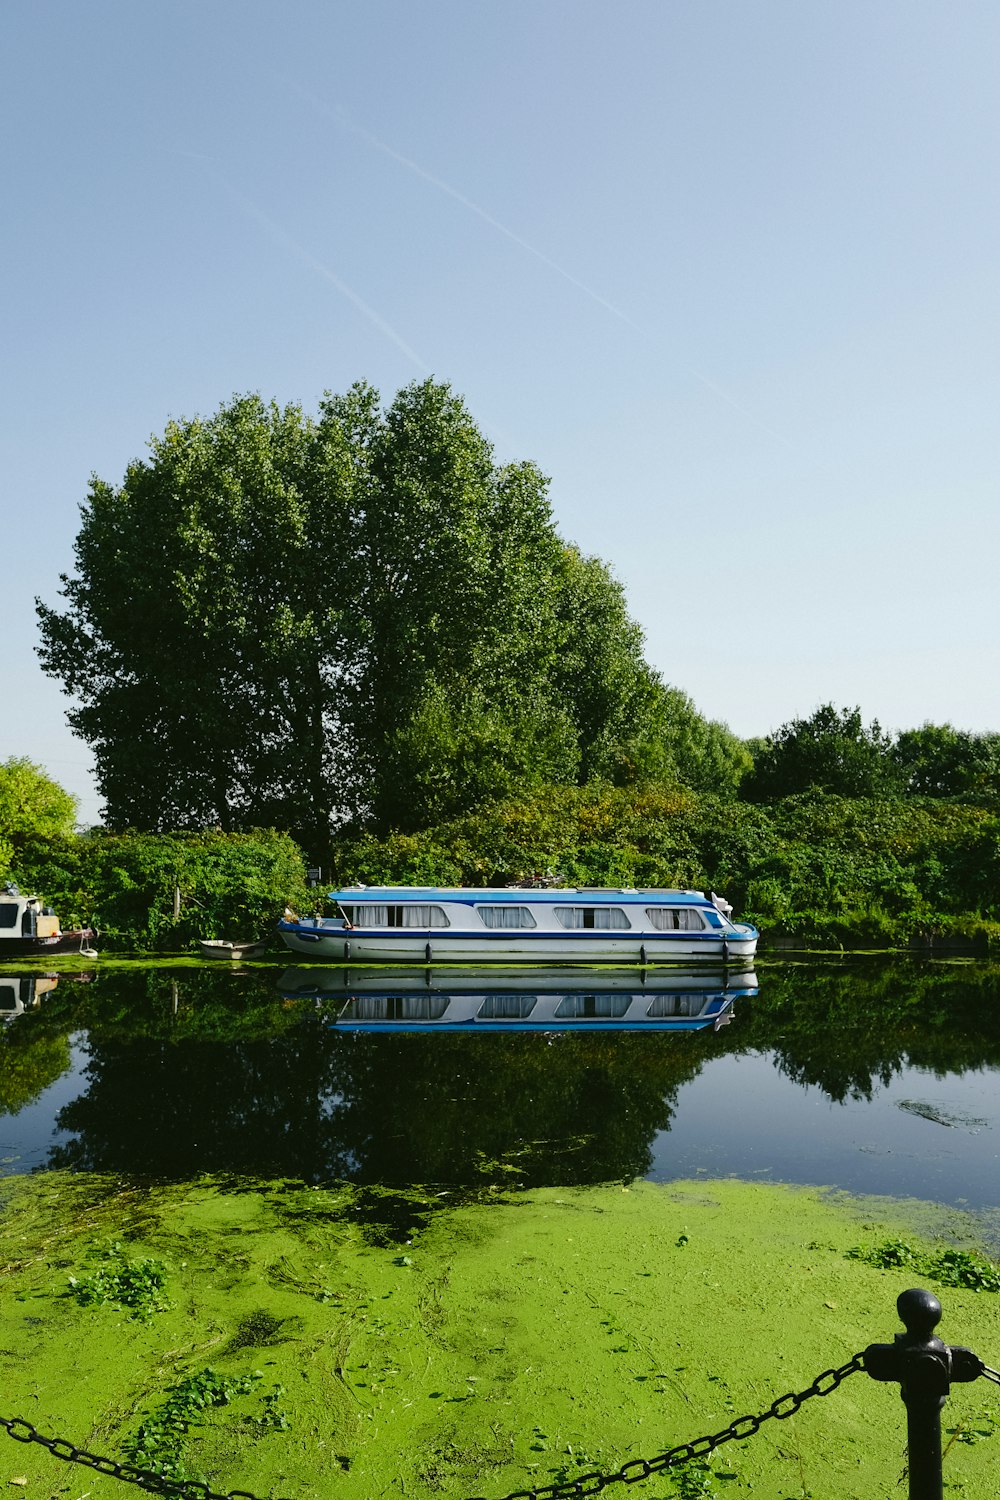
[329,885,713,907]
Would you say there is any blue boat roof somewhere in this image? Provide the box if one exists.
[328,886,713,907]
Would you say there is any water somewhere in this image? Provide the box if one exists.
[1,958,998,1210]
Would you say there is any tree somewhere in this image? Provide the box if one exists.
[741,704,900,801]
[892,723,1000,799]
[40,381,697,847]
[0,758,77,841]
[39,379,752,848]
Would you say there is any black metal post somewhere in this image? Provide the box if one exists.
[863,1288,983,1500]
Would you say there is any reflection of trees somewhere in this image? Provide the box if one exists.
[22,959,1000,1180]
[319,1030,708,1185]
[725,962,1000,1104]
[0,1024,72,1114]
[48,1024,709,1185]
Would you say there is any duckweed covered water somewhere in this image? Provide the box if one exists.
[3,1173,1000,1499]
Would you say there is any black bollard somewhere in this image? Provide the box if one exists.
[864,1288,982,1500]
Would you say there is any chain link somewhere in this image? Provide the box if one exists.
[5,1346,998,1500]
[468,1353,869,1500]
[0,1414,290,1500]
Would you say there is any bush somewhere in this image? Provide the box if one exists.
[9,828,310,949]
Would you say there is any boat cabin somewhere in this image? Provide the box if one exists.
[0,885,61,941]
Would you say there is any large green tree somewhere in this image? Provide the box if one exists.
[38,379,740,848]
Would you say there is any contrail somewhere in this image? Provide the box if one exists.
[283,78,644,335]
[214,172,431,373]
[691,372,796,452]
[283,82,796,450]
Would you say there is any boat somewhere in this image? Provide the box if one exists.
[276,885,758,964]
[197,938,270,961]
[0,884,97,957]
[276,964,757,1031]
[0,971,59,1020]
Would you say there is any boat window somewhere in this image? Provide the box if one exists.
[340,904,449,928]
[553,906,631,929]
[646,994,700,1017]
[340,996,451,1022]
[476,905,537,929]
[645,907,706,931]
[477,995,538,1019]
[553,995,631,1019]
[0,903,19,929]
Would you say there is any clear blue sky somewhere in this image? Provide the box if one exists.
[4,1,999,825]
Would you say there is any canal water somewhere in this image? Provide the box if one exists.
[1,958,998,1212]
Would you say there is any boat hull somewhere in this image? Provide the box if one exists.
[0,929,96,957]
[277,924,757,964]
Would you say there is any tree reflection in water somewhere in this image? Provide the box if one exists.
[2,960,999,1188]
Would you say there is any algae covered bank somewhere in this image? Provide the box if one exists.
[3,1172,1000,1499]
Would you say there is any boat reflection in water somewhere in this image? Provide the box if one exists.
[276,966,757,1032]
[0,972,59,1020]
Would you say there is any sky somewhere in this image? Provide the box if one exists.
[3,1,999,825]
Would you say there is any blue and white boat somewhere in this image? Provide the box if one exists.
[276,964,756,1030]
[277,885,758,964]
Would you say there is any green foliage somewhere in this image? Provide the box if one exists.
[68,1243,171,1319]
[123,1367,265,1483]
[847,1238,1000,1292]
[329,780,1000,947]
[892,722,1000,799]
[37,380,742,849]
[670,1461,718,1498]
[0,758,77,850]
[9,827,309,948]
[743,704,900,802]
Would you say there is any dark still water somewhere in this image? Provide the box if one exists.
[1,960,999,1210]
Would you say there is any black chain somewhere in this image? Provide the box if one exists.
[0,1414,289,1500]
[471,1353,869,1500]
[6,1348,997,1500]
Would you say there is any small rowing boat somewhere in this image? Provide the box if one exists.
[197,938,270,961]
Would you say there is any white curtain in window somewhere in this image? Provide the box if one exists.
[400,905,449,927]
[554,907,585,928]
[478,905,536,929]
[645,907,704,931]
[355,904,389,926]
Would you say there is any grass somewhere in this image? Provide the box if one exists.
[2,1173,1000,1499]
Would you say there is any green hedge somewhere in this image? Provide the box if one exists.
[8,829,310,950]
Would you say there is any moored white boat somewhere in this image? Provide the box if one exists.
[0,884,97,957]
[277,885,758,964]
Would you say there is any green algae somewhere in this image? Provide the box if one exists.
[2,1174,1000,1500]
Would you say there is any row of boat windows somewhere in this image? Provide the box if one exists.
[340,995,708,1021]
[339,903,714,931]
